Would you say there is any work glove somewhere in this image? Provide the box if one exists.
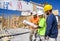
[37,26,41,28]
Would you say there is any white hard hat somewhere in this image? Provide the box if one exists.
[37,11,44,15]
[32,11,37,15]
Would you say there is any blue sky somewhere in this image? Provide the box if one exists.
[0,0,60,16]
[24,0,60,16]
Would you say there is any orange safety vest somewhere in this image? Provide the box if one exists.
[29,16,39,30]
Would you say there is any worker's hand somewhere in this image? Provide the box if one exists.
[44,36,49,40]
[44,36,47,40]
[33,26,39,29]
[37,26,41,28]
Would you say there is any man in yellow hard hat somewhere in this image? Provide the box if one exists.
[44,4,58,41]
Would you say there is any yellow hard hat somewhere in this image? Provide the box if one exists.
[44,4,52,12]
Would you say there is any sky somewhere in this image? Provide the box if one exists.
[24,0,60,16]
[0,0,60,16]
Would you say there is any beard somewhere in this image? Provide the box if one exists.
[46,12,49,15]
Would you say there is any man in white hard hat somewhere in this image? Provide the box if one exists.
[29,11,39,41]
[36,11,46,41]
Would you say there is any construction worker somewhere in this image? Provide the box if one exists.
[44,4,58,41]
[36,11,46,41]
[29,11,39,41]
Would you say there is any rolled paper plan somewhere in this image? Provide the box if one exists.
[23,20,38,28]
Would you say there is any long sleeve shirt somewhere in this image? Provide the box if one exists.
[45,14,58,38]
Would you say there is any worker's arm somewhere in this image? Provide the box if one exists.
[45,15,53,37]
[29,18,32,29]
